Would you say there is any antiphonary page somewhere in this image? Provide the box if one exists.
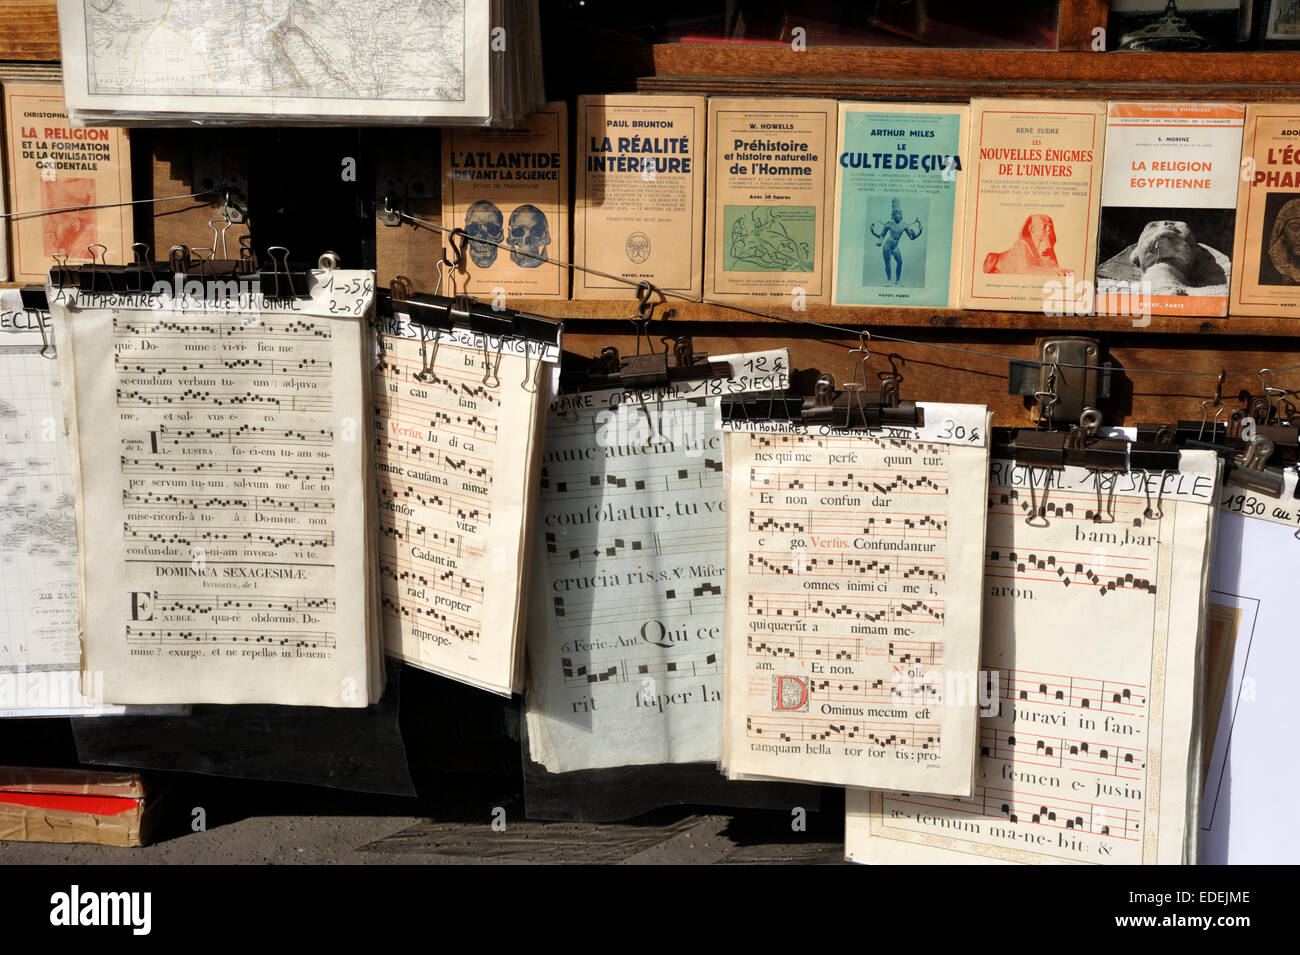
[723,404,990,794]
[847,453,1218,864]
[49,271,378,707]
[526,350,788,773]
[373,310,558,695]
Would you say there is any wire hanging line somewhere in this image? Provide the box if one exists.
[398,211,1300,387]
[0,189,218,221]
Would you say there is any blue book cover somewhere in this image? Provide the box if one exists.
[832,103,968,308]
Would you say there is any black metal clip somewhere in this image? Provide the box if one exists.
[566,336,731,391]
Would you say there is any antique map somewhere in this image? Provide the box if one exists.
[58,0,489,120]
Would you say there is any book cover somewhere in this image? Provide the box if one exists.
[3,82,133,283]
[832,102,968,308]
[1097,102,1244,319]
[704,97,836,304]
[961,98,1106,313]
[1230,103,1300,317]
[574,94,705,300]
[441,102,569,300]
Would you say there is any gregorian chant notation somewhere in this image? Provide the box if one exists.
[144,593,336,615]
[810,676,943,705]
[116,388,332,413]
[988,488,1150,526]
[377,352,502,406]
[560,651,719,687]
[125,626,335,649]
[541,459,723,498]
[377,480,491,527]
[888,787,1143,841]
[123,491,334,514]
[748,592,945,625]
[747,715,941,749]
[143,424,333,446]
[119,456,335,481]
[380,594,482,644]
[748,551,946,582]
[124,525,334,549]
[986,546,1156,595]
[995,667,1147,714]
[380,522,482,560]
[979,727,1145,780]
[746,633,943,667]
[378,555,483,600]
[544,528,727,565]
[115,355,332,378]
[114,315,332,340]
[376,435,494,475]
[551,587,723,630]
[749,466,947,496]
[374,394,498,438]
[747,508,947,538]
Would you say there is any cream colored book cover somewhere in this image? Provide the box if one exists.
[1230,103,1300,317]
[832,102,968,308]
[574,94,705,300]
[704,97,835,304]
[961,99,1106,314]
[3,82,133,284]
[442,103,569,300]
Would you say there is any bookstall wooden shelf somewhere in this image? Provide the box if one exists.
[4,0,1299,426]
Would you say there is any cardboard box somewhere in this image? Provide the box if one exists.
[0,766,157,847]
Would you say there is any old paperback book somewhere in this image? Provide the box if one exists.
[1096,102,1244,318]
[48,271,384,707]
[3,82,133,284]
[442,103,569,300]
[832,102,968,308]
[525,349,789,773]
[704,98,836,304]
[961,99,1106,313]
[372,303,559,695]
[574,94,706,299]
[1230,103,1300,316]
[847,454,1219,864]
[721,403,992,795]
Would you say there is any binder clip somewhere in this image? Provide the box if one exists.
[568,337,732,391]
[559,282,731,391]
[994,408,1181,473]
[722,334,922,432]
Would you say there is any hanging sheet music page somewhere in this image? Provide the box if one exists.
[1,292,185,717]
[525,349,789,774]
[48,271,384,707]
[721,403,991,795]
[372,310,559,696]
[1201,469,1300,863]
[847,453,1219,865]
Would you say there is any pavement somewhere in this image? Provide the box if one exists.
[0,771,848,865]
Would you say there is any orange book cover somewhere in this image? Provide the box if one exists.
[441,103,569,300]
[3,82,133,284]
[961,99,1106,314]
[1230,103,1300,317]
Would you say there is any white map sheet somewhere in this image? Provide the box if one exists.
[57,0,490,121]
